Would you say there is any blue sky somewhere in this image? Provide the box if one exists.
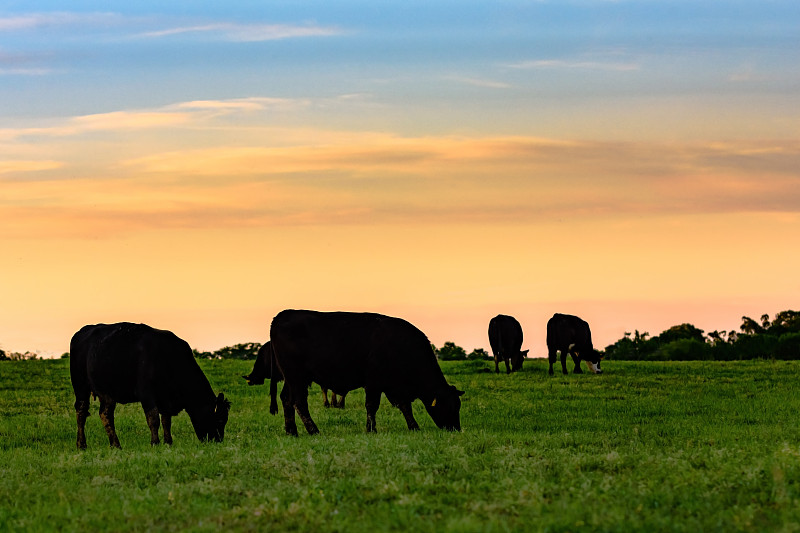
[4,1,799,131]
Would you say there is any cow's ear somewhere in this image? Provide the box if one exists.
[456,389,465,397]
[521,349,529,355]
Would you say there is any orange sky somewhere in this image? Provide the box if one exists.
[2,3,799,357]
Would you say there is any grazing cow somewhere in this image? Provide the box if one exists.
[546,313,603,375]
[243,341,347,412]
[488,314,529,374]
[70,323,230,449]
[269,310,464,435]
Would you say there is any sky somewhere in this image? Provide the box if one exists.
[2,1,799,357]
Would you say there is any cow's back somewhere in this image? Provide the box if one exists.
[489,314,523,354]
[72,323,211,411]
[270,310,444,397]
[547,313,592,350]
[270,310,379,392]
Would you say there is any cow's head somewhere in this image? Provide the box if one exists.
[242,344,271,385]
[581,350,603,374]
[242,369,265,386]
[425,385,465,431]
[194,393,231,442]
[511,349,529,372]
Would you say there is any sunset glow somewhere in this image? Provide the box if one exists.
[2,1,799,356]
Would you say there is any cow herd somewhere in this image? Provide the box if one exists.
[69,310,601,449]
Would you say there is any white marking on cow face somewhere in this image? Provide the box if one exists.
[568,343,576,351]
[585,360,602,374]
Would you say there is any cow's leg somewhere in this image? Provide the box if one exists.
[293,391,319,435]
[74,396,90,450]
[504,356,511,374]
[280,383,298,436]
[335,393,346,409]
[143,406,160,445]
[161,414,173,445]
[321,387,331,408]
[365,388,382,433]
[570,352,583,374]
[494,355,500,374]
[548,348,558,375]
[269,374,279,415]
[98,395,121,449]
[559,350,569,375]
[397,402,420,431]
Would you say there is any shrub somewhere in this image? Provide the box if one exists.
[655,339,711,361]
[775,332,800,360]
[467,348,491,361]
[437,342,467,361]
[733,335,779,360]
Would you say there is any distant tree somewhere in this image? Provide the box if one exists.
[656,339,711,361]
[775,332,800,360]
[193,342,261,360]
[437,342,467,361]
[61,352,70,359]
[740,316,764,336]
[604,330,652,360]
[6,351,38,361]
[213,342,262,360]
[707,330,725,345]
[0,349,7,361]
[761,314,772,329]
[654,324,705,345]
[467,348,490,361]
[767,310,800,336]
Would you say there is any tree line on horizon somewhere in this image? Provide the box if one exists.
[603,310,800,361]
[3,310,798,362]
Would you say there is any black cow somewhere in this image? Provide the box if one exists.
[546,313,603,375]
[269,310,464,435]
[488,314,529,374]
[243,341,347,412]
[70,323,230,449]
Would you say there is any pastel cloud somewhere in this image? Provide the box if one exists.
[507,59,640,71]
[139,23,342,42]
[0,160,62,174]
[2,98,798,239]
[0,12,121,31]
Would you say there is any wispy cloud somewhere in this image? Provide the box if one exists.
[0,12,122,31]
[0,160,62,174]
[172,97,311,113]
[0,67,53,76]
[139,22,342,42]
[445,76,511,89]
[507,59,639,72]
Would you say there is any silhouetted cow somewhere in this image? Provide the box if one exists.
[546,313,603,375]
[70,323,230,449]
[243,341,346,412]
[488,314,529,374]
[269,310,464,435]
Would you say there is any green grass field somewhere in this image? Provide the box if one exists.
[1,358,799,532]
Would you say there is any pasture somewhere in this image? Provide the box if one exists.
[1,358,799,532]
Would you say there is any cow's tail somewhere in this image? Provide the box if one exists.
[269,343,279,415]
